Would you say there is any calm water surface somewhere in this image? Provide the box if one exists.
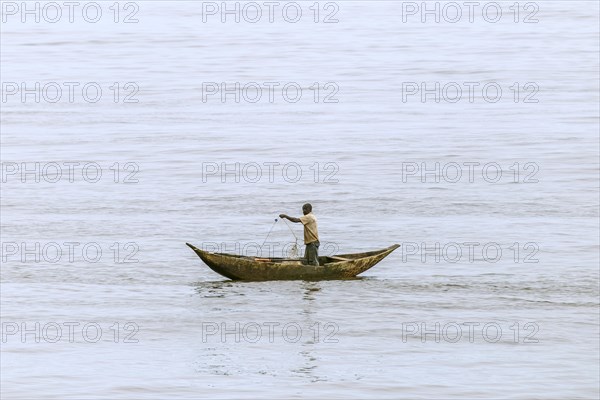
[1,1,599,398]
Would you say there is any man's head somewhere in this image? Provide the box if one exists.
[302,203,312,215]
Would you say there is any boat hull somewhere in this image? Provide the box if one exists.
[186,243,399,281]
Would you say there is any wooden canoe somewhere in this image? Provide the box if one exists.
[186,242,400,281]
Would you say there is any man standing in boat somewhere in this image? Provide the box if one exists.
[279,203,320,266]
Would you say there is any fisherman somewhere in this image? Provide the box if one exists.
[279,203,320,266]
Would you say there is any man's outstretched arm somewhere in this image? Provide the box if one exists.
[279,214,301,223]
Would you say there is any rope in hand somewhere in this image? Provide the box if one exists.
[260,217,301,258]
[282,218,299,241]
[282,218,300,258]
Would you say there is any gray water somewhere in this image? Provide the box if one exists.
[1,1,599,398]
